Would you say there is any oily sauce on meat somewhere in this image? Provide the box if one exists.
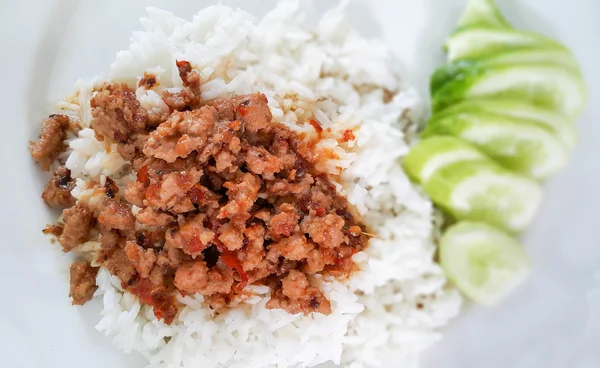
[31,61,368,324]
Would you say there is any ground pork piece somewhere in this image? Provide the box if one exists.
[97,200,136,231]
[90,84,147,142]
[325,254,355,277]
[174,260,234,295]
[253,208,272,223]
[266,175,314,197]
[165,214,215,257]
[269,204,299,237]
[234,93,272,133]
[204,294,229,310]
[219,173,261,221]
[69,260,98,305]
[303,247,338,274]
[59,203,93,252]
[136,207,176,227]
[124,241,157,278]
[301,213,346,249]
[187,182,222,210]
[214,149,241,174]
[144,107,217,163]
[238,224,266,272]
[29,114,70,171]
[267,234,314,262]
[117,142,137,161]
[266,270,331,315]
[124,181,146,207]
[99,225,124,249]
[307,187,332,213]
[147,110,171,129]
[281,269,310,299]
[218,222,244,251]
[100,248,137,284]
[161,61,202,111]
[145,168,203,213]
[245,146,283,180]
[268,130,300,172]
[210,98,235,121]
[117,133,149,162]
[147,264,166,286]
[156,244,188,267]
[196,119,243,166]
[177,60,201,90]
[41,166,75,208]
[162,88,199,111]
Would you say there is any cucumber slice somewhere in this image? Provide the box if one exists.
[439,221,531,305]
[446,28,566,62]
[424,160,543,233]
[423,111,569,179]
[432,64,587,119]
[481,48,581,72]
[457,0,510,29]
[430,49,581,96]
[404,136,487,184]
[431,99,577,150]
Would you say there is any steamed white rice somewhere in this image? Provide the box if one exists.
[52,1,461,367]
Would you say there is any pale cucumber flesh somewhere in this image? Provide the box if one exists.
[424,160,543,233]
[430,99,577,150]
[432,64,587,119]
[423,112,569,179]
[403,136,487,185]
[456,0,510,29]
[431,48,581,96]
[440,221,531,305]
[446,28,566,62]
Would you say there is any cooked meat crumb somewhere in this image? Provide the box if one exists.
[69,260,98,305]
[59,203,93,252]
[90,84,147,142]
[42,166,75,208]
[33,61,368,323]
[29,114,70,171]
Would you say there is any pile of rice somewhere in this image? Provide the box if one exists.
[52,1,461,367]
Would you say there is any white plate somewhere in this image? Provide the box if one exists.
[1,1,599,367]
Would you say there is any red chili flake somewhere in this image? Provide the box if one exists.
[145,183,159,201]
[237,104,249,118]
[137,165,150,186]
[217,245,248,289]
[308,119,323,133]
[315,207,326,217]
[126,278,177,324]
[342,129,356,142]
